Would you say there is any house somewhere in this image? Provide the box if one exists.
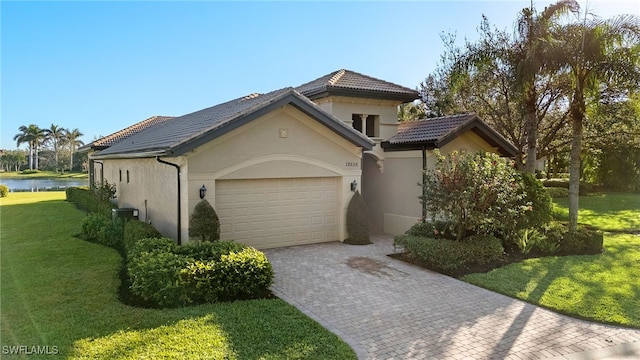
[84,69,517,249]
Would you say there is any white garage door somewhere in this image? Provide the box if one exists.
[215,177,339,248]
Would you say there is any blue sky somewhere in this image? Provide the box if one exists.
[2,1,638,150]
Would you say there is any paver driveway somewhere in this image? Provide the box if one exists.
[264,235,640,360]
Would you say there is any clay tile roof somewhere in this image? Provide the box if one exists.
[296,69,419,102]
[383,113,519,157]
[388,113,476,144]
[94,88,373,158]
[79,115,174,152]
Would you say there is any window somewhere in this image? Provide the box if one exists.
[119,170,122,182]
[127,170,130,183]
[351,114,379,137]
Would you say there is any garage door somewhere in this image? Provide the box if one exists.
[215,177,339,248]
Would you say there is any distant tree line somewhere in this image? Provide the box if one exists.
[4,124,86,173]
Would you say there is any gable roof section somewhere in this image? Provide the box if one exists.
[296,69,420,103]
[77,115,174,153]
[93,88,374,159]
[381,113,519,157]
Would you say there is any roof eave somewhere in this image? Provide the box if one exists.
[304,87,419,103]
[169,91,374,156]
[91,149,171,160]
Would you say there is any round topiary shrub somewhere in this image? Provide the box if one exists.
[189,199,220,242]
[0,184,8,197]
[345,191,371,245]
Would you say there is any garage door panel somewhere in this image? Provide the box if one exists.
[215,177,339,248]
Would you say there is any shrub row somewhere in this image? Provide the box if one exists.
[66,186,116,218]
[0,184,8,197]
[394,234,504,272]
[542,179,593,195]
[545,187,569,198]
[127,238,273,308]
[542,222,603,255]
[123,220,162,254]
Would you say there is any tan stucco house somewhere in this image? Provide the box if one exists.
[81,69,517,249]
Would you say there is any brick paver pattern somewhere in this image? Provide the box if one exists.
[264,235,640,360]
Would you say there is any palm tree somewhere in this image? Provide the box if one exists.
[514,0,579,173]
[65,128,84,171]
[451,0,578,172]
[551,14,640,230]
[13,124,46,170]
[45,124,67,173]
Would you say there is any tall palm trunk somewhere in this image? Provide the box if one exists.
[524,83,538,173]
[568,81,585,232]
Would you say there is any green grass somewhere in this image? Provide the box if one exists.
[463,193,640,328]
[0,170,88,179]
[552,192,640,232]
[1,192,356,359]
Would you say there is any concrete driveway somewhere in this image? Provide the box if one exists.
[264,235,640,360]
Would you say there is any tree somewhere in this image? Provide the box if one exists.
[0,150,27,172]
[513,0,579,173]
[44,124,67,173]
[398,102,426,122]
[550,13,640,230]
[13,124,46,170]
[421,11,574,169]
[65,128,84,171]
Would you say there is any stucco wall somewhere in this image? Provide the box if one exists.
[99,156,187,241]
[312,96,402,140]
[187,105,363,243]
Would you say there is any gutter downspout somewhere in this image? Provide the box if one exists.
[421,146,427,223]
[156,156,182,245]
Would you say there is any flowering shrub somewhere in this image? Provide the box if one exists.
[421,151,538,240]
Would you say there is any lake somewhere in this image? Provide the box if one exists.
[0,178,89,192]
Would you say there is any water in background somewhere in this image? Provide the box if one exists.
[0,178,88,192]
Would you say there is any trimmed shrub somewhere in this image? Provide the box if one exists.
[188,199,220,242]
[0,184,8,197]
[405,220,456,240]
[179,247,273,303]
[127,241,191,308]
[394,234,503,272]
[66,186,116,217]
[561,226,604,255]
[175,240,244,261]
[126,238,273,308]
[546,187,569,198]
[345,191,371,245]
[81,213,110,242]
[124,220,162,253]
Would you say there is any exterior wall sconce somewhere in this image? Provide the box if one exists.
[350,180,358,192]
[199,185,207,199]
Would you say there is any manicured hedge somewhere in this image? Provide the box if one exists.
[127,238,273,308]
[123,220,162,254]
[0,184,8,197]
[546,187,569,198]
[66,186,116,218]
[394,234,503,272]
[405,221,456,240]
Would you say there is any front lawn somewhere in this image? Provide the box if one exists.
[0,192,356,359]
[463,193,640,328]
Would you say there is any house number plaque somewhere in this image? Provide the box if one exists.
[345,161,359,168]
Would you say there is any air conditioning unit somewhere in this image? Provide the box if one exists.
[112,208,139,222]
